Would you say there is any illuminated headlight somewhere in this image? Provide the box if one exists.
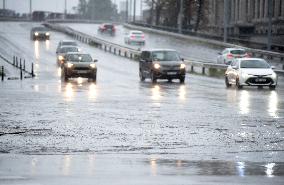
[58,55,64,61]
[45,32,50,36]
[154,63,160,69]
[90,63,96,68]
[271,72,277,79]
[180,63,186,69]
[67,63,73,68]
[34,32,39,36]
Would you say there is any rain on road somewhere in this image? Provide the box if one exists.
[0,22,284,185]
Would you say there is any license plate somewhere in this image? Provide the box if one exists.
[167,72,177,75]
[77,71,87,74]
[255,78,266,82]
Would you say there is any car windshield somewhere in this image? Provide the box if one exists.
[152,51,180,61]
[34,27,48,31]
[231,50,246,55]
[105,24,114,29]
[240,60,270,68]
[67,54,92,62]
[62,42,77,46]
[60,47,79,53]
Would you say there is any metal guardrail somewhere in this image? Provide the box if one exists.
[125,23,284,68]
[45,22,284,76]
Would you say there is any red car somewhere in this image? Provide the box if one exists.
[98,23,116,36]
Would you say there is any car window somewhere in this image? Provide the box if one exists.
[151,51,180,61]
[240,60,270,69]
[67,54,92,62]
[231,50,246,55]
[222,50,228,55]
[60,47,79,53]
[62,42,77,46]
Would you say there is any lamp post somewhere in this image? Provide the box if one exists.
[223,0,228,43]
[64,0,67,19]
[178,0,184,33]
[3,0,5,9]
[133,0,136,22]
[267,0,272,50]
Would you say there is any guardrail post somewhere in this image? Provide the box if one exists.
[23,60,26,71]
[1,66,4,81]
[31,63,34,77]
[114,48,116,55]
[119,50,121,56]
[125,51,127,57]
[130,53,133,59]
[19,58,21,69]
[104,45,107,51]
[20,61,23,80]
[191,65,194,72]
[16,57,18,67]
[202,66,205,74]
[13,56,15,65]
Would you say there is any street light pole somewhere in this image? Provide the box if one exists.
[133,0,136,22]
[267,0,272,50]
[223,0,228,43]
[178,0,184,33]
[140,0,143,21]
[3,0,5,9]
[126,0,128,22]
[64,0,67,19]
[30,0,32,19]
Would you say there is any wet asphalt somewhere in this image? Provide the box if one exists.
[0,22,283,185]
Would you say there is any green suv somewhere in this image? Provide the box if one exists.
[139,49,186,83]
[61,52,97,82]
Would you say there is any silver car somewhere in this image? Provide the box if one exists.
[225,58,277,89]
[217,48,250,65]
[124,30,145,45]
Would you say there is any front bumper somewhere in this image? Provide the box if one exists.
[34,34,49,40]
[66,68,97,78]
[240,76,277,86]
[153,69,186,79]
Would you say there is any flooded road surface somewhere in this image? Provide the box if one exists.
[0,22,283,185]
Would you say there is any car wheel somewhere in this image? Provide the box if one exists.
[269,85,276,90]
[91,74,97,82]
[180,77,185,84]
[151,72,157,83]
[236,79,243,89]
[225,76,231,88]
[139,70,145,82]
[61,68,68,82]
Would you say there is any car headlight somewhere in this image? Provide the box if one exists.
[271,72,277,79]
[67,63,73,68]
[180,63,186,69]
[90,63,96,68]
[58,55,64,61]
[154,63,160,69]
[34,32,39,36]
[45,32,50,36]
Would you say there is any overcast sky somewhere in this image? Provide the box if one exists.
[1,0,143,14]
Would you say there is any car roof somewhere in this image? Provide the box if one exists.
[225,48,246,51]
[65,52,89,55]
[60,40,77,43]
[130,30,143,33]
[59,46,79,49]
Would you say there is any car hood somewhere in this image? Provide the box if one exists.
[240,68,274,75]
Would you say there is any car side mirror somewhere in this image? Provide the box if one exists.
[94,59,98,63]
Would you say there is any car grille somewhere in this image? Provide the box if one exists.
[74,67,90,70]
[161,65,180,70]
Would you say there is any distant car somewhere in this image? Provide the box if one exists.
[61,52,97,82]
[30,26,50,40]
[98,23,116,35]
[217,48,250,65]
[124,30,145,45]
[139,49,186,83]
[225,58,277,89]
[56,40,78,53]
[56,46,80,66]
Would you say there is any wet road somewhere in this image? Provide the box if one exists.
[0,22,284,184]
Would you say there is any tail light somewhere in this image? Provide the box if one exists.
[130,35,135,39]
[141,35,145,39]
[244,53,251,57]
[227,53,233,59]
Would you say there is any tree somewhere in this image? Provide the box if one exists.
[78,0,87,17]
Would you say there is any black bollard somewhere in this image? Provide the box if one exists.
[20,61,23,80]
[31,63,34,77]
[23,60,26,71]
[13,56,15,65]
[1,66,4,81]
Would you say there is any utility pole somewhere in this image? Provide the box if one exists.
[126,0,129,22]
[267,0,272,50]
[64,0,67,19]
[140,0,143,21]
[129,0,132,22]
[3,0,5,9]
[223,0,228,43]
[30,0,32,19]
[133,0,136,22]
[178,0,184,33]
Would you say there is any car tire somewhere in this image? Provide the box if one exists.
[151,72,157,83]
[180,77,185,84]
[61,68,68,82]
[225,76,231,88]
[139,70,145,82]
[236,79,243,89]
[269,85,276,90]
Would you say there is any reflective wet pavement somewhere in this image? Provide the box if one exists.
[0,22,283,184]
